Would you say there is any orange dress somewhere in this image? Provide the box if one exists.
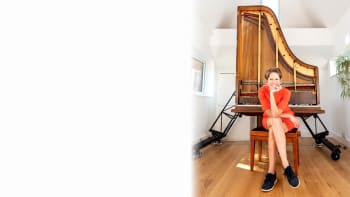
[258,85,295,130]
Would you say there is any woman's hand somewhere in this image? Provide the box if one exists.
[270,85,282,93]
[290,116,300,128]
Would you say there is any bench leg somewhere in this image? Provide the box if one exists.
[250,136,255,171]
[292,138,299,175]
[258,140,263,161]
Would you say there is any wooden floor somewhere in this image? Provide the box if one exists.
[193,137,350,197]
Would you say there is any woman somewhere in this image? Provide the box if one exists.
[258,67,300,192]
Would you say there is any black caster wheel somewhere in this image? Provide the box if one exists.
[315,139,322,144]
[331,152,340,160]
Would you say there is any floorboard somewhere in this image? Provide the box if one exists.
[193,137,350,197]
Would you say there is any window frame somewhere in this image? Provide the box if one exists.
[192,57,206,95]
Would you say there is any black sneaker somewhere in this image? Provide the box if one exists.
[284,165,300,188]
[261,173,277,192]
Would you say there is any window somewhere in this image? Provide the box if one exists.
[192,57,205,95]
[329,57,337,77]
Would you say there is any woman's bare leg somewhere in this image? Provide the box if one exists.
[267,127,277,173]
[270,118,289,168]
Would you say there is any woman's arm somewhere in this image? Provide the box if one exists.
[280,113,300,128]
[269,86,282,117]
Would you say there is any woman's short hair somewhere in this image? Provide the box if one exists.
[264,67,282,79]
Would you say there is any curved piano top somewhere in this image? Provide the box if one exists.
[235,5,320,106]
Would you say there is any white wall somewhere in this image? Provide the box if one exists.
[191,95,216,143]
[191,50,217,144]
[330,7,350,142]
[212,44,252,141]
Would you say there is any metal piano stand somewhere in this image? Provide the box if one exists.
[300,114,342,160]
[192,91,240,159]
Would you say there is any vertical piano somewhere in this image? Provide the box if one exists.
[232,5,341,160]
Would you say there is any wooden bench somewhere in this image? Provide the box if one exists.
[250,127,301,175]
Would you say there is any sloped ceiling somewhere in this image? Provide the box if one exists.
[193,0,350,54]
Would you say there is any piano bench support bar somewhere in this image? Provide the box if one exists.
[300,114,341,160]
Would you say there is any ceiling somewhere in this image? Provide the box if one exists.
[193,0,350,53]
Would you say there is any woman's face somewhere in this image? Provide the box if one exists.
[267,72,281,89]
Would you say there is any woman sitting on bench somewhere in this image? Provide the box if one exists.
[258,67,300,191]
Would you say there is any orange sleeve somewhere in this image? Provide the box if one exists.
[277,88,291,112]
[258,86,270,111]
